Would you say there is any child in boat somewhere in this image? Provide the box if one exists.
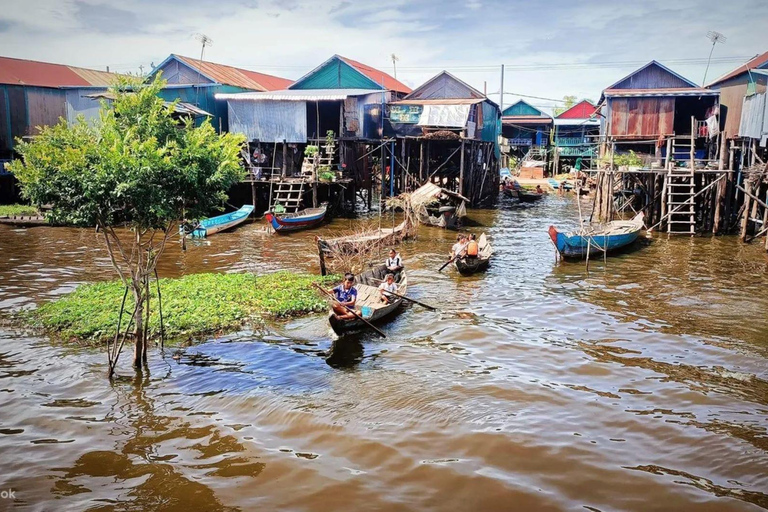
[330,273,358,320]
[385,248,403,278]
[378,273,399,304]
[451,235,468,259]
[536,184,544,194]
[466,234,478,258]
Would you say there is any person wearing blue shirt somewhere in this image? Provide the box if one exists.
[330,273,358,320]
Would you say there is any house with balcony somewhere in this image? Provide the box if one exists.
[553,100,600,172]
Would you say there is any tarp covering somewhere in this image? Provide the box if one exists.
[227,100,306,143]
[418,104,470,128]
[739,93,766,140]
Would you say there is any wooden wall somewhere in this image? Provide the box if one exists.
[612,63,693,90]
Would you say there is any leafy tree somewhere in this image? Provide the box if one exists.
[9,76,245,376]
[553,95,578,116]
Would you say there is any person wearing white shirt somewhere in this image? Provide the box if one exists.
[378,273,399,304]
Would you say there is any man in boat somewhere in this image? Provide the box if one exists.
[330,273,358,320]
[451,235,468,259]
[465,234,479,259]
[385,248,404,279]
[535,184,544,194]
[378,273,399,304]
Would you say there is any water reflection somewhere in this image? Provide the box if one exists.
[1,196,768,510]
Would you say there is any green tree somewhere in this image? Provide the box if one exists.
[553,95,578,116]
[9,77,245,376]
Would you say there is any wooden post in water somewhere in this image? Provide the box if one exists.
[713,132,727,233]
[459,139,466,196]
[316,238,327,276]
[419,140,424,183]
[740,180,753,242]
[281,139,288,178]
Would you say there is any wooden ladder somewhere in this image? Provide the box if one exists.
[270,180,305,213]
[666,132,696,234]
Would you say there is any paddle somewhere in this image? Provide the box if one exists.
[383,290,438,311]
[438,256,457,272]
[312,283,387,338]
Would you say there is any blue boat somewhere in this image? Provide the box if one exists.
[548,213,644,259]
[265,204,327,233]
[548,178,573,191]
[184,205,254,238]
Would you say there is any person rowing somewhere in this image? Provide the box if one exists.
[451,234,468,259]
[329,273,358,320]
[378,272,399,304]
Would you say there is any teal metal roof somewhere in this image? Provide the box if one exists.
[502,100,545,117]
[289,56,384,91]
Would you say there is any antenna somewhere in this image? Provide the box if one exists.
[192,33,214,107]
[391,53,399,80]
[703,30,726,85]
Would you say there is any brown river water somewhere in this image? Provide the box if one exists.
[1,193,767,511]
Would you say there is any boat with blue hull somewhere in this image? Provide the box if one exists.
[265,204,327,233]
[183,205,254,238]
[548,212,644,259]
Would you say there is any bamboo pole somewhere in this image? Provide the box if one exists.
[713,133,727,233]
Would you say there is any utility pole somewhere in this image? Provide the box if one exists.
[500,64,505,112]
[391,54,399,80]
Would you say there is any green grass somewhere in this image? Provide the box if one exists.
[0,204,39,216]
[33,272,339,344]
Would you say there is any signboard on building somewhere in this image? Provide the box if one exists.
[389,105,423,124]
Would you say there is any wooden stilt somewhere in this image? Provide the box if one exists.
[459,139,466,196]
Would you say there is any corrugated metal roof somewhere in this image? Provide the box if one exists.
[216,88,379,101]
[502,116,553,125]
[553,118,600,126]
[604,88,718,98]
[410,182,468,205]
[174,55,292,91]
[0,56,122,88]
[556,100,597,119]
[707,51,768,87]
[392,98,485,105]
[604,60,699,91]
[338,56,411,94]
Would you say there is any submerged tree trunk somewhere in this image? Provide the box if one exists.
[132,283,146,369]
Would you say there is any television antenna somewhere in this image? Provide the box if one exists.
[192,33,214,107]
[703,31,726,85]
[391,53,399,79]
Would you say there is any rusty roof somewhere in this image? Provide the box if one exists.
[603,87,718,98]
[338,55,411,94]
[707,51,768,87]
[0,55,122,88]
[174,55,292,91]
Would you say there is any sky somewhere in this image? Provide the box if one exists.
[1,0,767,114]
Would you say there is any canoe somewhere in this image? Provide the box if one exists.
[548,178,573,191]
[265,204,327,233]
[184,205,254,238]
[455,233,493,275]
[502,187,519,198]
[328,265,407,335]
[517,190,545,203]
[548,212,645,259]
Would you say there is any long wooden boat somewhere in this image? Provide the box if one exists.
[265,204,327,233]
[548,212,645,259]
[184,205,254,238]
[548,178,573,191]
[328,265,408,335]
[517,190,545,203]
[455,233,493,275]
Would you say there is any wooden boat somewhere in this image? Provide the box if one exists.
[410,183,468,229]
[548,178,575,191]
[455,233,493,275]
[184,205,254,238]
[517,190,545,203]
[548,212,645,259]
[328,265,408,335]
[265,204,327,233]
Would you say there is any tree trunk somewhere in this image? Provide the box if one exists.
[132,283,146,369]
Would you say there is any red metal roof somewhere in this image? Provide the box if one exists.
[175,55,292,91]
[707,51,768,87]
[338,56,411,94]
[556,100,597,119]
[0,56,93,87]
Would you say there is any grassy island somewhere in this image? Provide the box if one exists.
[34,272,339,344]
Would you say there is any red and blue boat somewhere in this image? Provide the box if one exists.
[265,204,328,233]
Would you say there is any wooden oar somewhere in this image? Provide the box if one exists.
[438,256,457,272]
[384,290,438,311]
[312,283,387,338]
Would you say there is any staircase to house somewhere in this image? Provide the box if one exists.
[666,136,696,234]
[270,180,305,213]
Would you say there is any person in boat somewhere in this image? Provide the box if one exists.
[330,273,358,320]
[385,248,403,278]
[535,184,544,194]
[451,235,468,259]
[378,273,399,304]
[465,234,479,259]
